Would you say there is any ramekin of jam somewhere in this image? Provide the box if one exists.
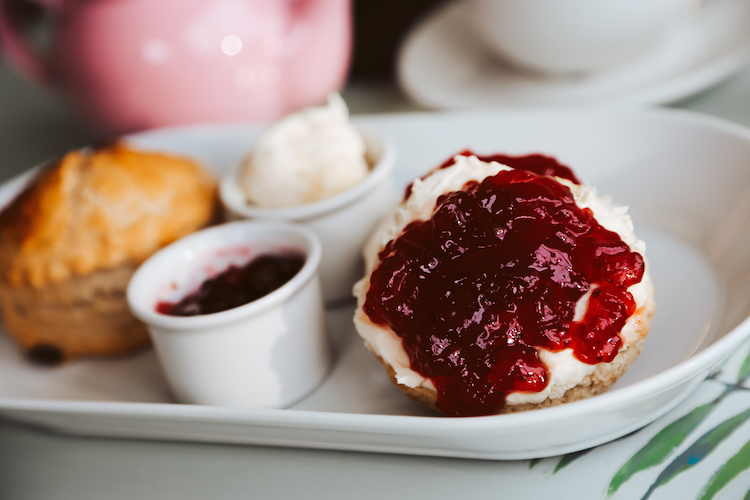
[219,127,397,305]
[127,220,330,409]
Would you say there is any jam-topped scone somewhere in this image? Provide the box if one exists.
[0,142,218,364]
[353,152,654,417]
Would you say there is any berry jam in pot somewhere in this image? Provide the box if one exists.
[157,252,305,316]
[364,168,644,417]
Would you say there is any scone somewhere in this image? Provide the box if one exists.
[0,142,218,363]
[353,152,655,417]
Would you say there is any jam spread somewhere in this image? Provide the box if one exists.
[364,157,644,417]
[466,152,581,185]
[404,151,581,200]
[157,252,305,316]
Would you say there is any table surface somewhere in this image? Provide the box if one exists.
[2,58,750,499]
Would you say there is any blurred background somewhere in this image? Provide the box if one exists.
[350,0,445,82]
[0,0,447,178]
[1,0,750,180]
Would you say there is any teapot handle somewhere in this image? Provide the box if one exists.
[0,0,61,85]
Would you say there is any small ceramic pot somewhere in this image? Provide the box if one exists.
[127,220,330,409]
[220,127,397,304]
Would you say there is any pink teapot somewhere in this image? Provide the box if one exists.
[0,0,352,135]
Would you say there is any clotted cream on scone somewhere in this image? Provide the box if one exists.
[353,153,654,417]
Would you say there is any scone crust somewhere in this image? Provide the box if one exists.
[0,142,217,288]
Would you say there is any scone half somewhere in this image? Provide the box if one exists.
[353,154,655,416]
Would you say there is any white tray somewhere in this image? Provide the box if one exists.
[1,108,749,460]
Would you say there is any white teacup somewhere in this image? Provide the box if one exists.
[465,0,686,74]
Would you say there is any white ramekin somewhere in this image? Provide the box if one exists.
[127,220,330,409]
[219,127,397,304]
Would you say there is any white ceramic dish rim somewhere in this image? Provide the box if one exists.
[127,220,322,331]
[0,109,750,459]
[0,309,744,432]
[219,126,397,221]
[0,107,746,435]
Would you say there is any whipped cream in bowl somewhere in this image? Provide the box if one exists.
[220,94,397,303]
[239,93,370,208]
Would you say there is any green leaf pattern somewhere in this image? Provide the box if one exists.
[739,351,750,384]
[697,439,750,500]
[640,407,750,499]
[607,400,722,495]
[552,449,592,475]
[544,343,750,499]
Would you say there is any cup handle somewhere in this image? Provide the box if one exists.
[0,0,60,85]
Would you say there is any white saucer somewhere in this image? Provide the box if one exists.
[398,0,750,109]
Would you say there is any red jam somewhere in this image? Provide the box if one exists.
[405,151,581,200]
[156,252,305,316]
[364,167,644,417]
